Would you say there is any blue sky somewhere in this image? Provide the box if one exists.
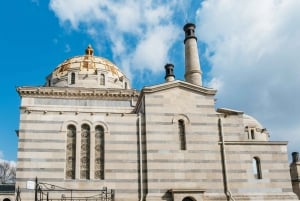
[1,0,300,162]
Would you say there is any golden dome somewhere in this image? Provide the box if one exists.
[53,46,122,77]
[47,45,130,89]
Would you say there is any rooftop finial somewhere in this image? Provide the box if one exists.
[85,44,94,56]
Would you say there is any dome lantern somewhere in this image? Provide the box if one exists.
[85,44,94,56]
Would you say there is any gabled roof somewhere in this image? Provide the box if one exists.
[135,80,217,112]
[142,80,216,95]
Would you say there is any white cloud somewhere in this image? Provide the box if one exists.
[50,0,105,29]
[197,0,300,154]
[208,77,223,91]
[0,151,16,167]
[49,0,183,81]
[132,25,179,73]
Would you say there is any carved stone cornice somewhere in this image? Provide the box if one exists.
[16,86,140,100]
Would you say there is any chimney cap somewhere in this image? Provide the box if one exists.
[164,63,174,69]
[183,23,196,31]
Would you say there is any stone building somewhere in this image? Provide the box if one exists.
[15,23,299,201]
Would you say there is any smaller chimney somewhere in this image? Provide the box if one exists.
[292,152,299,163]
[165,63,175,82]
[290,151,300,198]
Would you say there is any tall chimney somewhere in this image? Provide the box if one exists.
[183,23,202,86]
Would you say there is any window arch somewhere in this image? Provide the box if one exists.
[80,124,90,179]
[100,74,105,85]
[253,157,262,179]
[66,125,76,179]
[182,197,196,201]
[178,119,186,150]
[95,125,105,179]
[250,129,255,139]
[71,72,76,84]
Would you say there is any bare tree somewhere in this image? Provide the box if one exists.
[0,161,16,184]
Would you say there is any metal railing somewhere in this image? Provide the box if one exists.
[33,178,114,201]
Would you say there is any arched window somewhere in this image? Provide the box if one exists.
[81,124,90,179]
[66,125,76,179]
[3,198,11,201]
[124,82,128,89]
[182,197,195,201]
[95,125,105,179]
[253,157,262,179]
[178,119,186,150]
[100,74,105,85]
[251,129,255,139]
[71,72,76,84]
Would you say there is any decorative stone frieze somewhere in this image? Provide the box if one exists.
[17,86,139,100]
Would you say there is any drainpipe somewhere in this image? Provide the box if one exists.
[35,177,38,201]
[218,117,235,201]
[138,113,144,201]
